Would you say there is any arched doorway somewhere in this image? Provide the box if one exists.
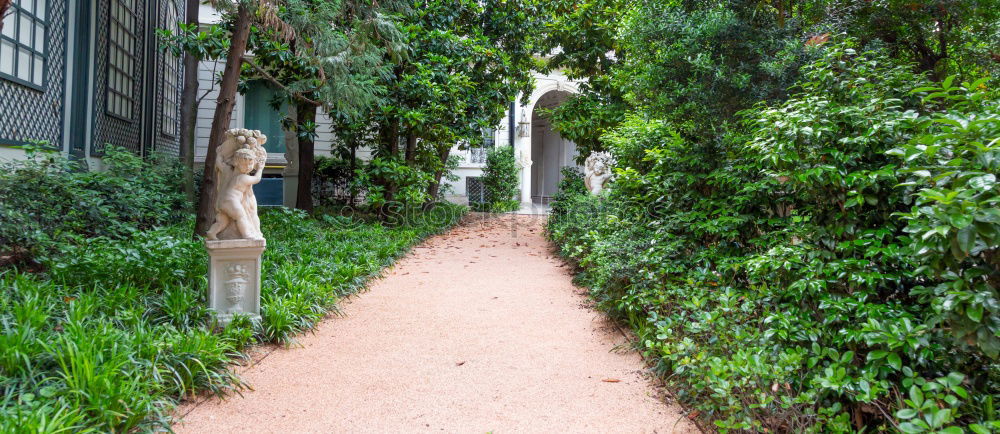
[529,90,579,205]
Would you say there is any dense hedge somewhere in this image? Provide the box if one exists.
[0,146,188,265]
[548,44,999,432]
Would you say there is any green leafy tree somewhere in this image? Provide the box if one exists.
[349,0,541,212]
[537,0,629,158]
[821,0,1000,79]
[164,0,406,222]
[241,0,407,212]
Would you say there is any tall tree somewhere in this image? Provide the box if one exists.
[178,0,201,204]
[193,2,255,237]
[352,0,541,210]
[822,0,1000,79]
[535,0,630,158]
[185,0,398,233]
[241,0,406,212]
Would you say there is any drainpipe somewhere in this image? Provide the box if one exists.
[508,102,515,154]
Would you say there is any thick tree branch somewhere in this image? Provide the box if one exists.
[242,56,324,107]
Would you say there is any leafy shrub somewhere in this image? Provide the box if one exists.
[0,205,464,431]
[473,146,520,212]
[548,41,1000,432]
[356,156,435,208]
[0,146,186,264]
[312,155,364,206]
[550,166,586,217]
[891,77,1000,360]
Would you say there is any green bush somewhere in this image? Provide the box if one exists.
[356,156,435,208]
[548,42,1000,432]
[891,77,1000,360]
[0,205,464,431]
[550,166,587,217]
[0,146,187,264]
[312,155,363,206]
[474,146,520,212]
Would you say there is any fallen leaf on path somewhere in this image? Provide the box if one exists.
[602,378,620,383]
[456,361,466,366]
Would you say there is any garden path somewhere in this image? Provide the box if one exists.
[174,214,697,433]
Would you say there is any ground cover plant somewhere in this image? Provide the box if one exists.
[548,41,1000,432]
[0,152,465,431]
[0,206,462,432]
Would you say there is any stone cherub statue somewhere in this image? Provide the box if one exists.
[584,151,615,195]
[206,129,268,241]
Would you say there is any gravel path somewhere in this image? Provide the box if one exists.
[174,214,697,433]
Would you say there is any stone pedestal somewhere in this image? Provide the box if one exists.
[206,239,266,325]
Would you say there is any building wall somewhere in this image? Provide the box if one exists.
[193,59,243,162]
[192,64,371,164]
[445,68,582,203]
[0,0,68,150]
[90,0,182,157]
[0,0,183,161]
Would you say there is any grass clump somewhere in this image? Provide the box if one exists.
[0,205,464,432]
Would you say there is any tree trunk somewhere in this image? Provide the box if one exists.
[194,4,252,237]
[426,145,450,201]
[178,0,200,206]
[349,141,358,204]
[404,132,417,164]
[295,101,318,212]
[379,119,400,202]
[776,0,785,28]
[386,119,400,157]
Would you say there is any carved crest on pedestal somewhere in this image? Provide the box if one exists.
[224,263,249,305]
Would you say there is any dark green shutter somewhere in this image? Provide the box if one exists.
[244,81,286,154]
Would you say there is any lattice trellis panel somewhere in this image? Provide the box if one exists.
[152,0,181,157]
[0,0,67,146]
[91,0,146,156]
[467,176,486,204]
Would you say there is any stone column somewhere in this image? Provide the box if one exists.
[206,239,266,325]
[515,133,532,205]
